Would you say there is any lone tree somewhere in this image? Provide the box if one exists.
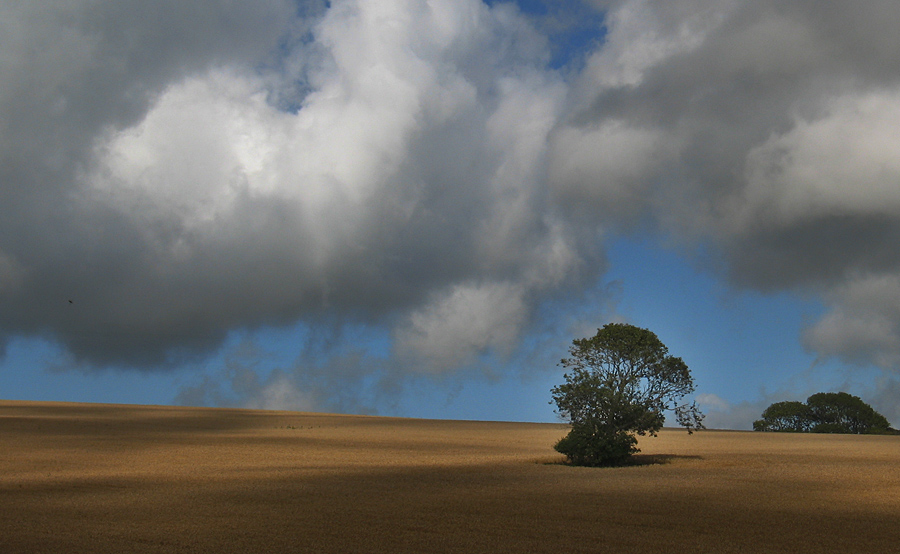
[551,323,704,467]
[754,392,894,434]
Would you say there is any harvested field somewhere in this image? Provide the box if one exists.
[1,400,898,553]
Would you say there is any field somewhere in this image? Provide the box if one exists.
[1,401,898,553]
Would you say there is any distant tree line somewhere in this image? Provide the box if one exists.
[753,392,897,435]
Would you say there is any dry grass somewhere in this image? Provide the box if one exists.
[2,400,899,553]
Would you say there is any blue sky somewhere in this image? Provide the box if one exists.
[3,0,900,429]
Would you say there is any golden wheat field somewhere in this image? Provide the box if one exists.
[1,401,899,553]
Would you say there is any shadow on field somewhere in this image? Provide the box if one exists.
[539,453,703,467]
[628,453,703,466]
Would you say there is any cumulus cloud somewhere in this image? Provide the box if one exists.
[395,281,529,370]
[549,0,900,370]
[0,0,597,373]
[740,92,900,228]
[7,0,900,410]
[803,275,900,369]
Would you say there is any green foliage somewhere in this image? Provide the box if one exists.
[551,323,704,467]
[754,392,894,435]
[752,401,812,432]
[806,392,892,434]
[554,426,638,467]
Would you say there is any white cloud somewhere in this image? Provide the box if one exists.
[253,375,318,412]
[395,281,529,371]
[738,91,900,230]
[575,0,735,92]
[695,392,730,412]
[89,70,279,230]
[803,274,900,369]
[548,120,673,223]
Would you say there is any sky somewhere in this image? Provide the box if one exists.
[2,0,900,429]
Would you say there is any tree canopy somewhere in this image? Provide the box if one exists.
[754,392,894,434]
[752,401,813,432]
[551,323,704,467]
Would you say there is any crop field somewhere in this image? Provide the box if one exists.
[1,400,898,553]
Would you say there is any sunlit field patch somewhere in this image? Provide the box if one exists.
[1,401,898,553]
